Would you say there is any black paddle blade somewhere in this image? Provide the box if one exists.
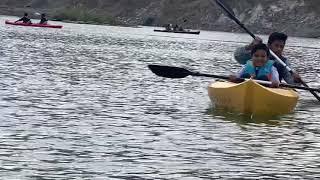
[148,65,192,78]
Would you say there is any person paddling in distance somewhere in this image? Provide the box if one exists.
[230,43,280,87]
[15,13,32,24]
[39,13,48,24]
[234,32,301,85]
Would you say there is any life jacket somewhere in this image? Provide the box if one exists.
[241,60,274,81]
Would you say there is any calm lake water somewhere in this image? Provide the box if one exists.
[1,15,320,179]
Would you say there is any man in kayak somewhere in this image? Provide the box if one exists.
[165,24,172,31]
[173,24,179,31]
[39,13,48,24]
[230,43,280,87]
[15,13,31,24]
[234,32,301,84]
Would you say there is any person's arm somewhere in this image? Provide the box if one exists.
[282,68,294,84]
[283,69,302,85]
[229,66,245,82]
[271,67,280,83]
[15,17,23,22]
[286,59,302,83]
[234,37,262,65]
[268,66,280,87]
[234,46,251,65]
[236,66,246,78]
[278,60,301,85]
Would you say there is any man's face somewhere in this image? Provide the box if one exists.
[268,40,285,57]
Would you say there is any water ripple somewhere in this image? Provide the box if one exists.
[1,15,320,179]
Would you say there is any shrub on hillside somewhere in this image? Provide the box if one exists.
[52,8,117,25]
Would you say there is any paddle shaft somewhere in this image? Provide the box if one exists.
[192,72,320,92]
[215,0,320,101]
[215,0,256,38]
[148,65,320,92]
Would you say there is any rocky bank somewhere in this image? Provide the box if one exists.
[0,0,319,38]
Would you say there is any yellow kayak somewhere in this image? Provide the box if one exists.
[208,80,299,116]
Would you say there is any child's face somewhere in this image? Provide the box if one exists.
[269,40,285,57]
[252,49,268,67]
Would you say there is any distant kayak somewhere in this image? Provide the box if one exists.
[5,20,63,29]
[154,29,200,35]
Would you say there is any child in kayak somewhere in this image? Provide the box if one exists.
[234,32,301,84]
[230,43,280,87]
[15,13,31,24]
[39,13,48,24]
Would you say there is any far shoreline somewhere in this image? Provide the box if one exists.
[1,12,319,39]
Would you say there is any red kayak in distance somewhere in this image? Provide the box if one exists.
[5,20,63,29]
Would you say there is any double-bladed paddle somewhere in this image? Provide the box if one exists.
[148,65,320,92]
[212,0,320,101]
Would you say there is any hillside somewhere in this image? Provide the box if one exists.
[0,0,319,37]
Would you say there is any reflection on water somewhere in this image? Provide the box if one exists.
[1,15,320,179]
[206,107,284,126]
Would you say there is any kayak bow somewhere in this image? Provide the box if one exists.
[208,80,299,116]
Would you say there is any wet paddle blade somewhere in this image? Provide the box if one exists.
[148,65,192,78]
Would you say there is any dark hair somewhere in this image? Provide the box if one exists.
[24,13,28,16]
[267,32,288,45]
[251,43,270,56]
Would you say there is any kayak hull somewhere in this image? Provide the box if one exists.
[154,29,200,35]
[208,80,299,116]
[5,20,63,29]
